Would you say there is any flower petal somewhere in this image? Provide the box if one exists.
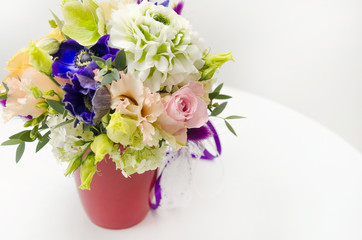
[52,39,84,64]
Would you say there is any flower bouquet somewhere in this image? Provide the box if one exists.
[1,0,241,229]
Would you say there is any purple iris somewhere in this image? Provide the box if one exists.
[62,73,111,126]
[52,35,119,79]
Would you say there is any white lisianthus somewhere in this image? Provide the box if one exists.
[108,1,206,92]
[47,115,94,162]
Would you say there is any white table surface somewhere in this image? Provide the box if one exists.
[1,86,362,240]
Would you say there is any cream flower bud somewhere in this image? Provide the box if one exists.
[36,37,61,55]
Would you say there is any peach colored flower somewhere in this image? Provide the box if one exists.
[1,49,30,92]
[110,72,163,144]
[3,68,64,122]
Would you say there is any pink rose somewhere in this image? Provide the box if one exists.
[165,81,208,129]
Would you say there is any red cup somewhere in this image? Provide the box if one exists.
[75,159,157,229]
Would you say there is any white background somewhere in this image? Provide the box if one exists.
[1,0,362,152]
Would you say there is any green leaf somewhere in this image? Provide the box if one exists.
[112,50,127,71]
[46,99,65,114]
[46,74,61,87]
[9,130,31,140]
[36,131,51,153]
[101,74,115,85]
[30,126,39,139]
[211,102,228,116]
[214,83,224,93]
[62,109,68,119]
[92,56,106,68]
[105,58,112,68]
[39,121,49,130]
[16,142,25,163]
[214,94,232,100]
[98,68,108,76]
[50,10,64,31]
[54,119,74,129]
[208,92,219,100]
[18,131,36,142]
[225,115,245,120]
[2,82,9,92]
[49,19,57,28]
[0,94,7,100]
[83,123,91,132]
[225,120,237,136]
[111,68,120,80]
[2,139,24,146]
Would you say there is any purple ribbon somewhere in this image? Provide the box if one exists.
[150,121,222,209]
[150,171,163,209]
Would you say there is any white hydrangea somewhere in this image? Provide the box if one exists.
[47,115,94,162]
[108,1,206,92]
[109,143,166,177]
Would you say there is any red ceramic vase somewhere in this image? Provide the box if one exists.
[75,159,157,229]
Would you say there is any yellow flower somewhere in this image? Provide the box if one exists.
[90,134,113,163]
[106,110,139,147]
[43,28,65,42]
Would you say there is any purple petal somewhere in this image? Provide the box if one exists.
[160,0,170,7]
[52,61,78,79]
[187,125,213,141]
[20,115,32,120]
[52,39,84,64]
[173,1,184,15]
[92,86,111,125]
[76,74,99,91]
[90,35,111,57]
[0,99,6,107]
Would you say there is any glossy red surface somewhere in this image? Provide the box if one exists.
[75,159,157,229]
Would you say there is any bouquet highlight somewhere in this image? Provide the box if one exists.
[1,0,240,192]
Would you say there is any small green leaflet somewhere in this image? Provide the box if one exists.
[214,83,224,94]
[2,82,9,92]
[16,142,25,163]
[112,50,127,71]
[101,74,115,85]
[2,139,23,146]
[92,56,106,68]
[50,10,64,32]
[214,94,232,100]
[54,119,73,129]
[49,19,57,28]
[225,115,245,120]
[111,69,120,80]
[211,102,228,116]
[225,120,237,136]
[36,131,51,153]
[8,130,35,142]
[9,130,31,140]
[46,99,65,114]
